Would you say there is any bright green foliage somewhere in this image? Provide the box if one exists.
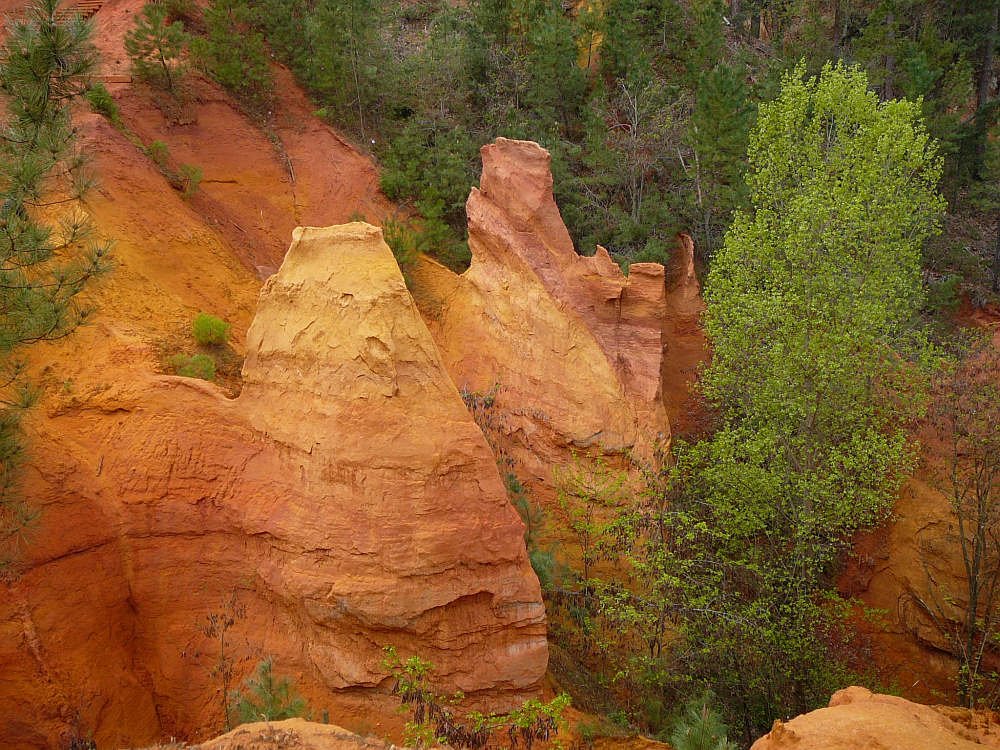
[192,0,273,113]
[125,2,190,94]
[703,60,943,563]
[669,694,736,750]
[556,456,626,608]
[660,61,943,738]
[169,353,216,381]
[177,163,203,197]
[382,646,571,750]
[192,313,231,346]
[0,0,113,572]
[593,61,945,743]
[85,82,122,127]
[228,657,310,725]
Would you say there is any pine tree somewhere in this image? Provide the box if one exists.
[309,0,388,142]
[125,2,190,94]
[0,0,113,573]
[686,0,755,257]
[669,694,737,750]
[192,0,273,113]
[228,658,310,725]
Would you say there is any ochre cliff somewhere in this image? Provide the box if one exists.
[0,225,545,749]
[751,687,1000,749]
[413,139,670,475]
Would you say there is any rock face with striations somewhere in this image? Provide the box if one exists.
[0,224,546,750]
[413,139,669,470]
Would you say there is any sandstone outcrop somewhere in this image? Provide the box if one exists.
[161,720,398,750]
[750,686,1000,749]
[0,224,545,749]
[413,139,669,473]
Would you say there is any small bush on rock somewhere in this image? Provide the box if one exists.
[169,353,216,381]
[192,313,231,346]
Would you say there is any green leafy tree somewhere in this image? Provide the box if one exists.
[125,2,190,94]
[0,0,113,572]
[703,61,943,551]
[624,61,943,741]
[228,657,311,725]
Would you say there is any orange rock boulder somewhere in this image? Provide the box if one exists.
[750,687,1000,749]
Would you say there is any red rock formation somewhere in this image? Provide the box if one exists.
[413,139,669,471]
[0,225,546,749]
[750,686,1000,749]
[660,233,708,434]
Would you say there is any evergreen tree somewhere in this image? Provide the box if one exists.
[686,0,755,257]
[192,0,273,113]
[0,0,113,572]
[669,694,737,750]
[125,2,190,94]
[228,658,310,725]
[309,0,388,142]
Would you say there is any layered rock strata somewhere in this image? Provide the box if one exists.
[0,224,546,750]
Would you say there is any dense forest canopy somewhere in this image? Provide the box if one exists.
[225,0,1000,296]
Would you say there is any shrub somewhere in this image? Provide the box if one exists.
[168,353,216,380]
[925,274,962,314]
[192,313,231,346]
[85,83,122,127]
[178,163,203,197]
[148,140,170,166]
[228,657,310,726]
[382,216,420,284]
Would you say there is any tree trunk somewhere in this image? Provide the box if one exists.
[883,11,895,100]
[993,207,1000,293]
[979,1,1000,111]
[834,0,843,47]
